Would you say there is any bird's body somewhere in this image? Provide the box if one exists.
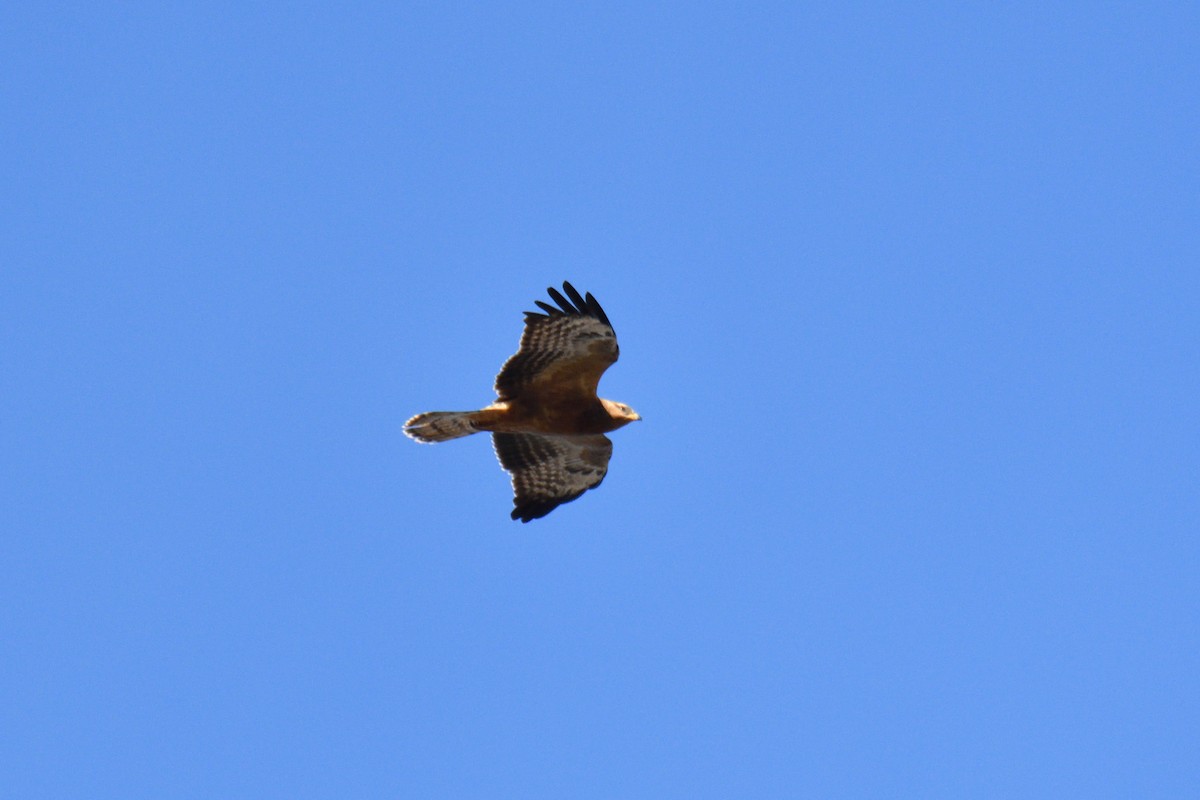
[405,282,639,521]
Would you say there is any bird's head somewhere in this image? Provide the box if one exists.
[602,399,642,427]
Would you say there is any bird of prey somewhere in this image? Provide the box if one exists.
[405,282,640,522]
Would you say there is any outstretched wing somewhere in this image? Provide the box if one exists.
[494,282,618,401]
[492,432,613,522]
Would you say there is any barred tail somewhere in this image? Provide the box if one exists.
[404,410,484,443]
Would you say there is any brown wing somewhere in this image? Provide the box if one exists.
[494,282,618,401]
[492,432,613,522]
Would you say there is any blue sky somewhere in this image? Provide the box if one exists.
[3,2,1197,797]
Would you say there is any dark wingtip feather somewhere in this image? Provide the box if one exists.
[546,286,573,315]
[562,282,588,311]
[531,282,614,328]
[583,291,612,327]
[511,502,554,522]
[510,488,592,522]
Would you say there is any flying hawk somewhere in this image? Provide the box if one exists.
[405,282,640,522]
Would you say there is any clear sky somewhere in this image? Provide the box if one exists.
[3,2,1197,797]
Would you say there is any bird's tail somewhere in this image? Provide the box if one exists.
[403,410,485,443]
